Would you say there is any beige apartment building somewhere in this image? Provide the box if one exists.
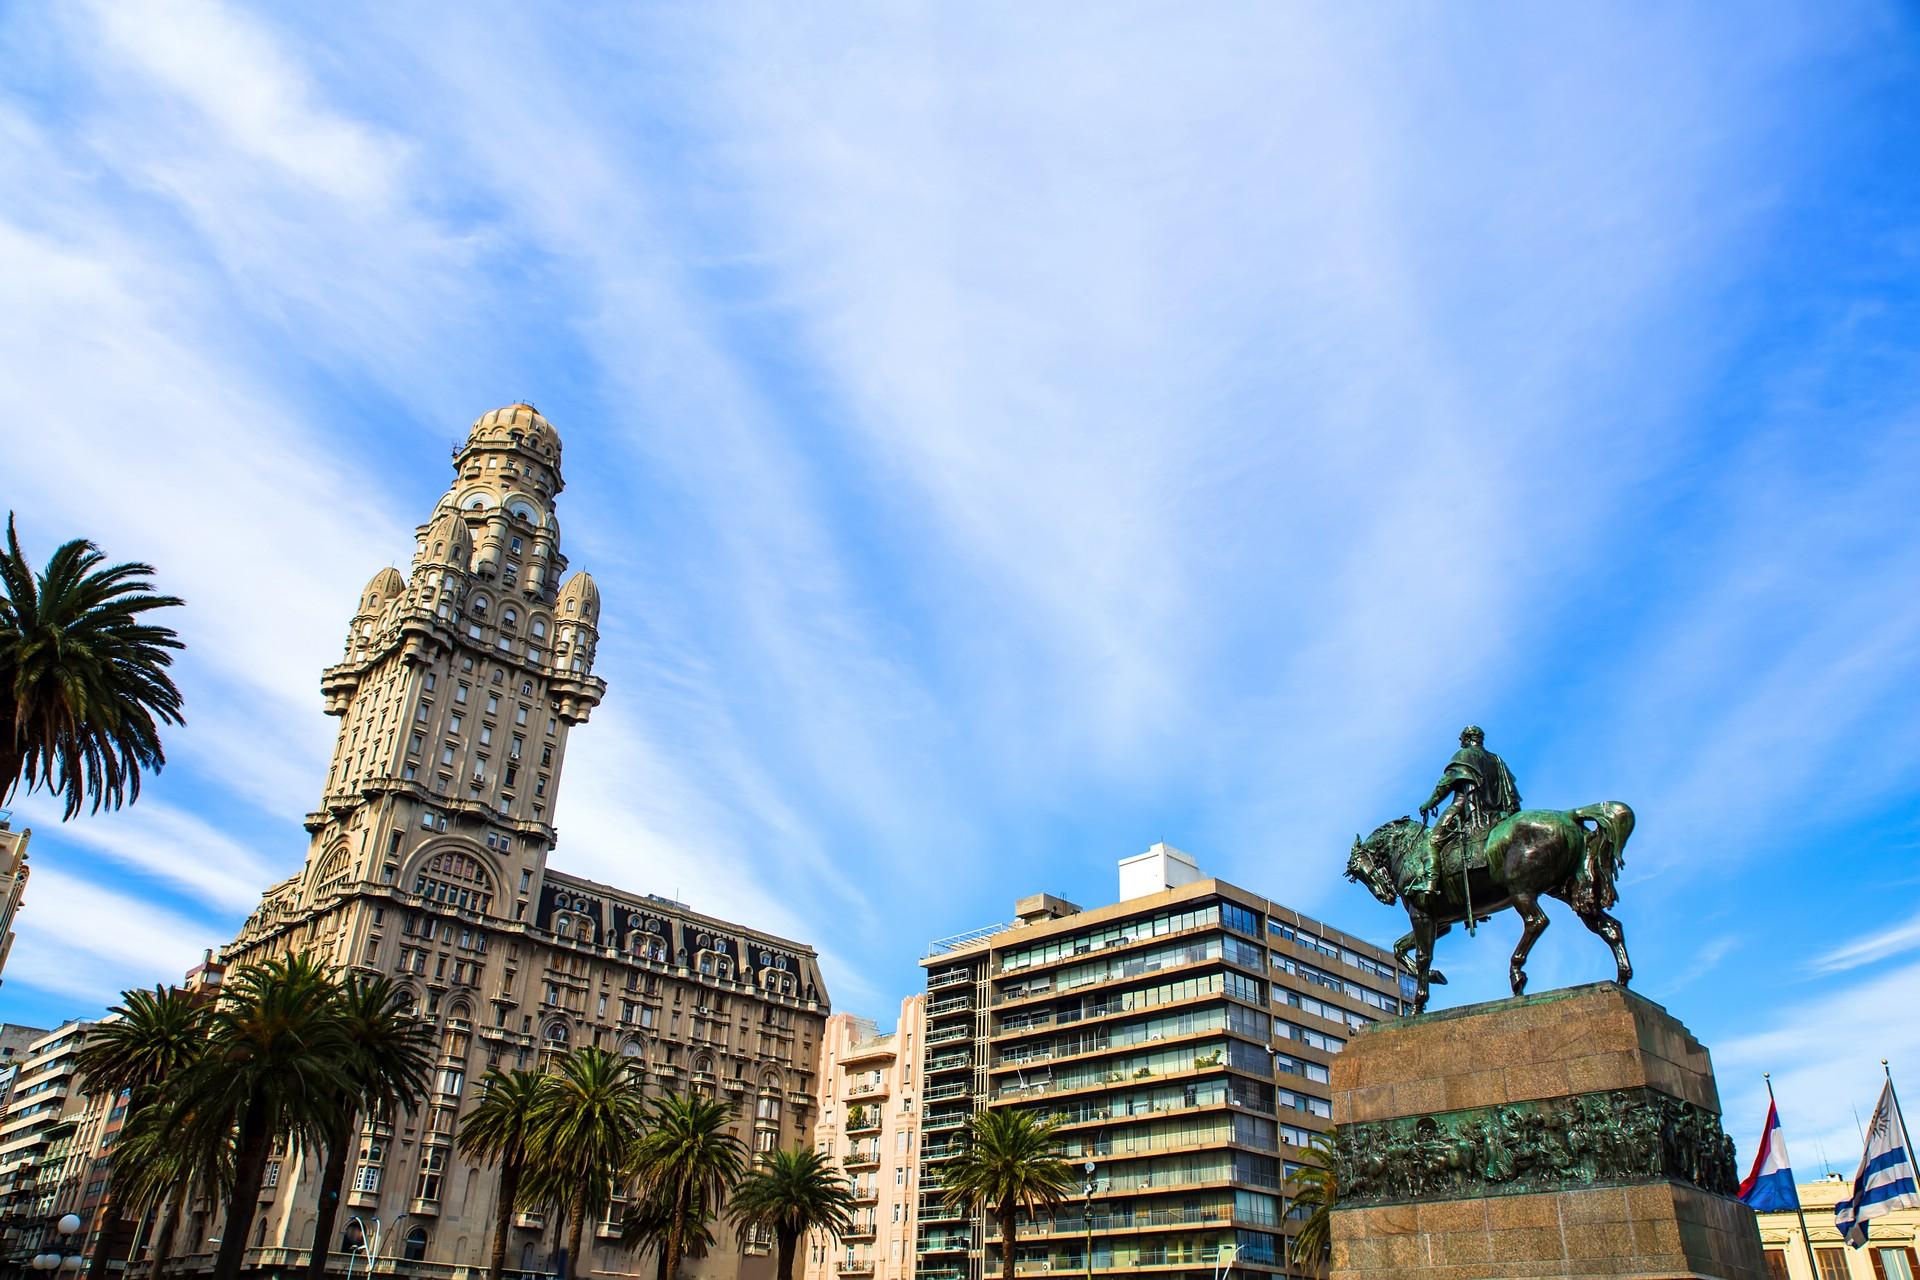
[213,406,830,1280]
[805,997,927,1280]
[0,816,30,987]
[0,1020,97,1266]
[1752,1175,1919,1279]
[916,845,1409,1280]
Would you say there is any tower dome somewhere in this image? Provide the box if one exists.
[360,567,406,612]
[418,509,474,570]
[468,403,562,465]
[556,570,601,626]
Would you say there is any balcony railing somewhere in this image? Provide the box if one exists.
[926,1052,972,1074]
[923,1081,971,1102]
[927,995,974,1018]
[928,969,972,989]
[837,1260,875,1275]
[843,1149,881,1169]
[927,1026,970,1045]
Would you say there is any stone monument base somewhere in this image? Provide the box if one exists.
[1328,982,1767,1280]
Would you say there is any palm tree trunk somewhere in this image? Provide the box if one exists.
[998,1202,1017,1280]
[566,1193,587,1280]
[213,1095,274,1280]
[551,1203,569,1280]
[487,1158,521,1280]
[662,1180,689,1280]
[775,1227,798,1280]
[305,1114,355,1280]
[149,1181,187,1280]
[85,1184,120,1280]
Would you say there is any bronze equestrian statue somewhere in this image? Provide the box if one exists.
[1346,726,1635,1014]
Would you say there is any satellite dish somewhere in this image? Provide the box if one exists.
[1084,1159,1096,1174]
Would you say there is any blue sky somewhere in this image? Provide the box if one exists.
[4,2,1919,1174]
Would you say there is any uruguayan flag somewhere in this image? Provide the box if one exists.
[1738,1101,1800,1212]
[1835,1079,1919,1248]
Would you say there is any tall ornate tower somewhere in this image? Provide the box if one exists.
[223,407,826,1280]
[306,403,603,923]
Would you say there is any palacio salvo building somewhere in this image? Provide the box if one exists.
[218,405,829,1279]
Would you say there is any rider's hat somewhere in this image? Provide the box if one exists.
[1460,725,1484,743]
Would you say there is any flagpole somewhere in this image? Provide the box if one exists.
[1885,1060,1910,1139]
[1765,1074,1821,1280]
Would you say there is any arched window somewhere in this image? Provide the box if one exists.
[502,607,518,629]
[531,618,547,639]
[471,595,490,616]
[545,1022,570,1045]
[312,845,353,898]
[412,851,494,916]
[403,1227,428,1262]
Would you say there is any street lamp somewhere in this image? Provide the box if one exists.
[1081,1160,1096,1280]
[1211,1242,1236,1280]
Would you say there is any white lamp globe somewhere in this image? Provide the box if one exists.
[59,1256,84,1271]
[56,1215,82,1235]
[32,1252,58,1270]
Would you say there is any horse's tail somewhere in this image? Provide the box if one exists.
[1569,801,1634,912]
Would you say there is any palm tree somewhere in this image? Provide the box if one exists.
[728,1145,856,1280]
[626,1092,746,1280]
[942,1110,1074,1280]
[620,1184,716,1280]
[527,1048,651,1280]
[457,1068,547,1280]
[305,975,434,1280]
[0,514,185,818]
[108,1100,233,1280]
[73,986,211,1280]
[1286,1132,1338,1274]
[169,954,350,1280]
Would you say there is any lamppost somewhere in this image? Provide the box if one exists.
[30,1213,84,1274]
[1210,1242,1236,1280]
[1081,1160,1095,1280]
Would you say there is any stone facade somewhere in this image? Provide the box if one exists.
[0,817,30,988]
[1328,982,1768,1280]
[1750,1175,1920,1278]
[804,998,927,1280]
[215,406,830,1280]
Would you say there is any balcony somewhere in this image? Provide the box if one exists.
[928,968,972,990]
[921,1141,966,1161]
[923,1110,968,1131]
[845,1080,892,1102]
[843,1221,877,1242]
[850,1184,879,1204]
[846,1109,882,1134]
[837,1261,874,1276]
[918,1234,973,1254]
[843,1148,881,1171]
[926,1052,972,1075]
[927,994,974,1018]
[927,1025,971,1046]
[923,1081,971,1103]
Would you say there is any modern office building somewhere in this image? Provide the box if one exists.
[214,405,830,1280]
[1750,1174,1919,1279]
[805,997,927,1280]
[0,816,30,987]
[915,844,1409,1280]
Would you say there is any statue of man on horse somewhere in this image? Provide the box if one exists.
[1410,725,1523,897]
[1346,725,1636,1014]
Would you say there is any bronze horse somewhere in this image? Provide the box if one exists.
[1345,803,1635,1013]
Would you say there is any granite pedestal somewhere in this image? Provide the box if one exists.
[1327,983,1767,1280]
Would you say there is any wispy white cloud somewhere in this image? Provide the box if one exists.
[1812,916,1920,976]
[5,867,226,1005]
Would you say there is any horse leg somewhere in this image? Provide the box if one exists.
[1393,930,1417,976]
[1427,921,1451,986]
[1509,892,1549,997]
[1579,907,1633,986]
[1409,912,1437,1013]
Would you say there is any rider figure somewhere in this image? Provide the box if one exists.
[1411,725,1522,896]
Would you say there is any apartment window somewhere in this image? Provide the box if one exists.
[415,705,429,722]
[436,1068,464,1096]
[450,714,463,734]
[424,673,437,691]
[1875,1250,1919,1280]
[487,694,500,715]
[415,1147,447,1202]
[455,684,469,704]
[516,705,529,725]
[441,744,456,766]
[535,776,548,797]
[480,725,493,746]
[409,734,424,755]
[541,745,553,767]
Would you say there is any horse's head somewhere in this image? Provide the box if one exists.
[1346,817,1421,906]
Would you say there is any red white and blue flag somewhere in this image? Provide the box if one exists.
[1835,1080,1918,1247]
[1738,1100,1801,1213]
